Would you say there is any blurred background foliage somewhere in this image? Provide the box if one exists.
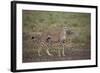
[23,10,91,46]
[22,10,91,62]
[23,10,90,31]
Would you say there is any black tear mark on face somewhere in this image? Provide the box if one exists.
[66,30,73,35]
[46,37,51,42]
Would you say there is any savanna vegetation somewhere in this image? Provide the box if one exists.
[22,10,91,63]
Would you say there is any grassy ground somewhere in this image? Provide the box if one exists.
[22,10,91,63]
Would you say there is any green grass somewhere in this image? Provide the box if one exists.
[23,10,90,45]
[22,10,91,62]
